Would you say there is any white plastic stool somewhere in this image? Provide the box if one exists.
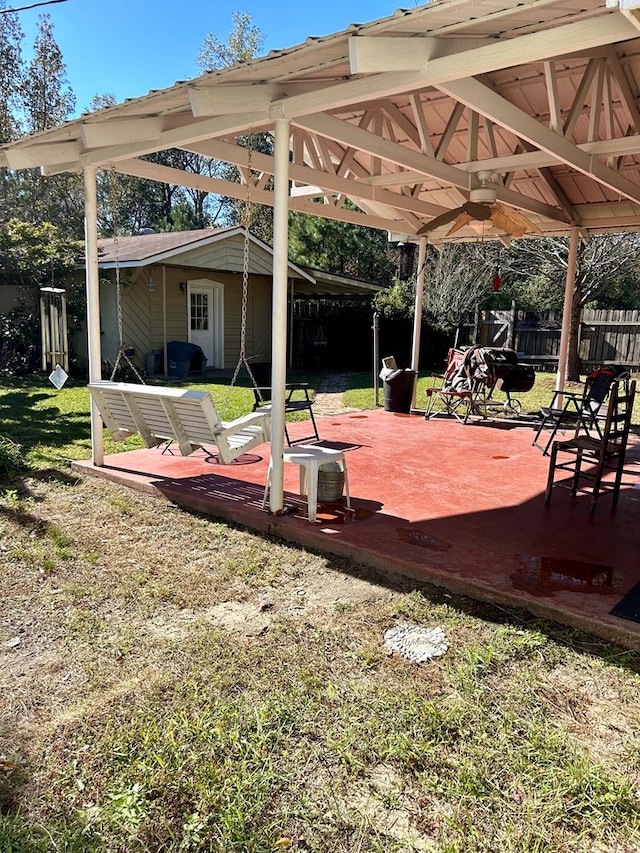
[263,445,351,522]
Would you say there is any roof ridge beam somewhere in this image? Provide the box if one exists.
[182,16,639,124]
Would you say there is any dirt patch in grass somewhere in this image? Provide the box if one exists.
[2,473,640,852]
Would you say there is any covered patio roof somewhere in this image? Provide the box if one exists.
[4,0,640,241]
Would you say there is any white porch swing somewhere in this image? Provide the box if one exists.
[87,167,271,464]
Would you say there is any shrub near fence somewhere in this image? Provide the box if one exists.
[459,308,640,372]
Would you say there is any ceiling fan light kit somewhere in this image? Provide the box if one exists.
[417,171,542,238]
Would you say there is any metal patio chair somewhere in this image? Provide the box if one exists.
[249,360,319,446]
[532,365,624,455]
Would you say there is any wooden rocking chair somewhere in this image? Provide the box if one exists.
[544,379,636,514]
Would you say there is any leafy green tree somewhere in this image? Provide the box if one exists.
[0,219,83,374]
[373,277,416,319]
[0,218,81,288]
[197,11,265,70]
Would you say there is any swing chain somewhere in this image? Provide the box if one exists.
[109,165,145,384]
[227,132,261,403]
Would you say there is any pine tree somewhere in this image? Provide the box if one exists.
[0,2,25,222]
[17,13,82,233]
[0,1,24,143]
[22,13,74,133]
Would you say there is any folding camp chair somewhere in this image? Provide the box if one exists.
[532,365,624,455]
[545,379,636,514]
[425,348,478,423]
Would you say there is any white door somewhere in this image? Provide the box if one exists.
[188,280,223,368]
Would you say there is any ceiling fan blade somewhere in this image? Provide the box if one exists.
[446,212,474,236]
[490,202,543,237]
[416,207,463,235]
[462,201,493,221]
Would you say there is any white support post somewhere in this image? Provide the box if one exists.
[269,116,291,514]
[555,225,580,397]
[84,166,104,466]
[410,235,427,409]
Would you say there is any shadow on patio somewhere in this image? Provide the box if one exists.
[74,407,640,649]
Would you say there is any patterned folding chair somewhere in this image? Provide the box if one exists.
[425,348,477,423]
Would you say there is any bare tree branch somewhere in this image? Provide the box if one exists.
[1,0,68,14]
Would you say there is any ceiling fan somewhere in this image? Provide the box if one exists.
[417,172,543,238]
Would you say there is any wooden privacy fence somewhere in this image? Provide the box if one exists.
[458,308,640,371]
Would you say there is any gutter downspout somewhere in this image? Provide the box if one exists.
[556,225,580,399]
[410,235,427,410]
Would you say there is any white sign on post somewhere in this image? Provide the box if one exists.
[48,364,68,390]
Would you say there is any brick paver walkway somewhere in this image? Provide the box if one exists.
[312,373,359,416]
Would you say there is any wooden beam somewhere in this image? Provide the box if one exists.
[348,36,439,73]
[81,117,163,148]
[438,76,640,204]
[113,157,406,232]
[294,112,472,191]
[189,84,273,116]
[544,62,562,133]
[5,141,82,169]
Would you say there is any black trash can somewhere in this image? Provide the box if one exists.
[382,368,417,413]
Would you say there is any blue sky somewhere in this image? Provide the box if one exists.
[15,0,408,116]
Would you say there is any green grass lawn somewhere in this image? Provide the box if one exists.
[343,368,640,426]
[0,369,632,475]
[1,374,640,852]
[0,374,318,471]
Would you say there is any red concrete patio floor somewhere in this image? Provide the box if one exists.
[74,409,640,649]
